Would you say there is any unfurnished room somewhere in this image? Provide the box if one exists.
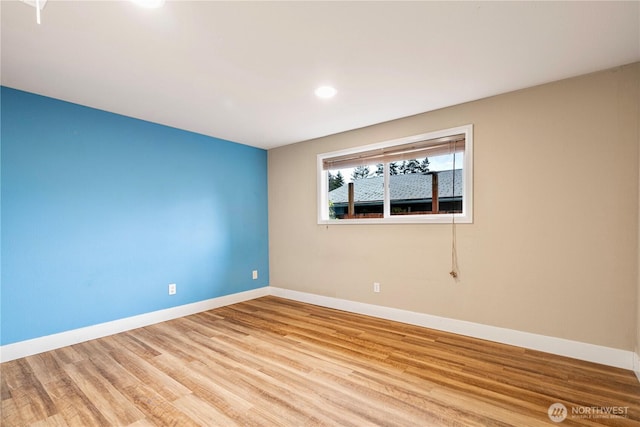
[1,1,639,426]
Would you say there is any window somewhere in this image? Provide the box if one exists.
[317,125,473,224]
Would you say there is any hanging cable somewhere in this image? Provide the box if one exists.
[450,140,459,279]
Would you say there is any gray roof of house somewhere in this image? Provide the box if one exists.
[329,169,463,204]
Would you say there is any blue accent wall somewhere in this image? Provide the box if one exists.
[1,87,269,345]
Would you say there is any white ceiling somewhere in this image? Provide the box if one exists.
[2,1,639,149]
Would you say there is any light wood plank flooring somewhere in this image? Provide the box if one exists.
[1,296,639,426]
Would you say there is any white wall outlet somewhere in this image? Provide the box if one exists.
[373,282,380,293]
[168,283,176,295]
[252,270,258,280]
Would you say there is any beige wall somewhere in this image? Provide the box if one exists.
[268,63,640,351]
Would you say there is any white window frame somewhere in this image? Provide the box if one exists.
[317,124,473,225]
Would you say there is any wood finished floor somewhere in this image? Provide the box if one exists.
[1,296,639,426]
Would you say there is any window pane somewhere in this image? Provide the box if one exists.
[327,162,383,219]
[389,154,463,216]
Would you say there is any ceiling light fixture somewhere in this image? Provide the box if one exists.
[315,86,338,99]
[21,0,47,24]
[131,0,165,8]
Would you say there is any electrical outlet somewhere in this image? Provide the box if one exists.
[373,282,380,293]
[252,270,258,280]
[168,283,176,295]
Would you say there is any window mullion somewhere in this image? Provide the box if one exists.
[383,162,390,218]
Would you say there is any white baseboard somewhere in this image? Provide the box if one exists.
[2,285,636,376]
[270,287,636,372]
[0,287,270,363]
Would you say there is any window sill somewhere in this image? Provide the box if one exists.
[318,214,472,225]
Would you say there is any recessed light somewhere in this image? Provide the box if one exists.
[315,86,337,99]
[131,0,165,8]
